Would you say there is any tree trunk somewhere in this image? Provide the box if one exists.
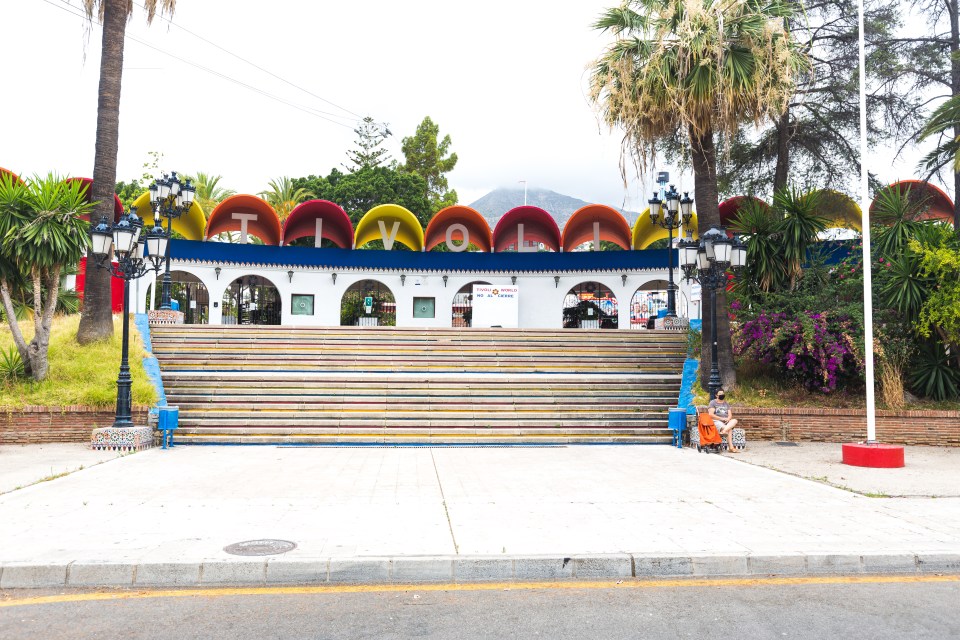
[0,279,33,378]
[77,0,126,345]
[689,124,737,391]
[772,107,791,194]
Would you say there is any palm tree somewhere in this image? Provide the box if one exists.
[184,172,236,214]
[258,177,314,221]
[918,96,960,231]
[589,0,807,389]
[76,0,177,345]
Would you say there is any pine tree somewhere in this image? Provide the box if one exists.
[344,117,392,171]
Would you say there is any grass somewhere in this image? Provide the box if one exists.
[690,362,960,411]
[0,314,156,408]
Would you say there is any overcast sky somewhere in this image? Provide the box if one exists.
[2,0,946,213]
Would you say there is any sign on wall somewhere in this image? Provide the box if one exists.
[472,285,519,328]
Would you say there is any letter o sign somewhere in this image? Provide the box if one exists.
[445,223,470,252]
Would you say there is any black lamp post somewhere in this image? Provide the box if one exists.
[149,172,195,311]
[90,208,168,428]
[649,184,694,318]
[679,228,747,400]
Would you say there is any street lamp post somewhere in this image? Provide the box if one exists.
[679,228,747,400]
[90,209,169,428]
[149,172,195,311]
[649,183,694,318]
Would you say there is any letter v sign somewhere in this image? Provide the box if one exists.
[378,220,401,250]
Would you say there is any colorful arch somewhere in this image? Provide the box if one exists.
[631,209,698,250]
[561,204,632,251]
[872,180,955,223]
[424,205,492,252]
[131,191,207,240]
[67,177,125,223]
[283,199,354,248]
[718,196,769,227]
[814,189,862,231]
[354,204,424,251]
[492,206,561,253]
[205,194,282,245]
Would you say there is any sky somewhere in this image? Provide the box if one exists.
[3,0,695,213]
[1,0,947,214]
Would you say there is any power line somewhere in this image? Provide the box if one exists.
[132,1,363,119]
[39,0,358,129]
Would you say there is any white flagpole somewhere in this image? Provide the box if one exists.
[858,0,877,442]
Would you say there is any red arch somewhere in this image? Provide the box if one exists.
[283,199,354,248]
[561,204,632,251]
[424,205,493,252]
[205,194,282,245]
[718,196,769,226]
[492,206,561,253]
[0,167,21,184]
[67,177,125,223]
[871,180,955,222]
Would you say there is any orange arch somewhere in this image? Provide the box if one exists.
[561,204,632,251]
[0,167,21,184]
[424,205,493,252]
[872,180,955,222]
[492,206,561,253]
[283,200,354,248]
[205,194,282,245]
[67,177,125,223]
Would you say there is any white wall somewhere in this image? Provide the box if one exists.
[167,260,687,329]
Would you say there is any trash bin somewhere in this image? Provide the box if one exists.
[668,407,687,449]
[157,405,179,449]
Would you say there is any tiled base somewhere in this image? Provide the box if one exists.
[148,310,184,325]
[91,426,154,451]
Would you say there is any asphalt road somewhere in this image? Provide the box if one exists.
[1,576,958,639]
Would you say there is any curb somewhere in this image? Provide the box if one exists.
[2,552,959,589]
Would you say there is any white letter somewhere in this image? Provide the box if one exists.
[445,223,470,252]
[517,223,537,252]
[314,218,323,248]
[593,221,601,251]
[231,212,258,244]
[378,220,401,250]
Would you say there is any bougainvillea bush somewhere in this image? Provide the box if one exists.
[734,310,864,393]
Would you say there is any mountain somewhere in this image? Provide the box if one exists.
[468,187,640,229]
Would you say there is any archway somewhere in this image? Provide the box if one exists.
[221,275,281,325]
[562,282,618,329]
[168,271,210,324]
[630,280,669,329]
[340,279,396,326]
[451,281,491,327]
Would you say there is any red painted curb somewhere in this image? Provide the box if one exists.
[841,442,905,468]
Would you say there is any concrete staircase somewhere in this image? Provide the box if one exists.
[150,326,687,445]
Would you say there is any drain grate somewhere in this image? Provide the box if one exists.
[774,441,800,446]
[224,539,297,556]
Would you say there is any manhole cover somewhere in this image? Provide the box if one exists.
[224,539,297,556]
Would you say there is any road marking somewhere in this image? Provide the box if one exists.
[1,574,958,609]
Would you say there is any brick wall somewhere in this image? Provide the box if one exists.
[0,406,150,444]
[730,406,960,446]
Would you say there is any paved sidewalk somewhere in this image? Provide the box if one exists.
[1,445,958,588]
[0,444,126,495]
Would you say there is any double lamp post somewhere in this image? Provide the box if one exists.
[648,179,694,319]
[148,171,195,310]
[89,209,169,428]
[678,228,747,400]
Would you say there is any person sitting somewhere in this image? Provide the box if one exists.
[708,389,740,453]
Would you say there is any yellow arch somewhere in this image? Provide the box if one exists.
[354,204,424,251]
[814,189,862,232]
[131,191,207,240]
[631,209,699,250]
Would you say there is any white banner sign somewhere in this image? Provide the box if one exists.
[472,285,519,328]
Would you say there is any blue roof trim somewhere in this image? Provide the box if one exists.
[169,240,672,272]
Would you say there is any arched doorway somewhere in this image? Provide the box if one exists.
[340,280,396,326]
[451,281,491,327]
[563,282,618,329]
[221,275,281,325]
[630,280,668,329]
[169,271,210,324]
